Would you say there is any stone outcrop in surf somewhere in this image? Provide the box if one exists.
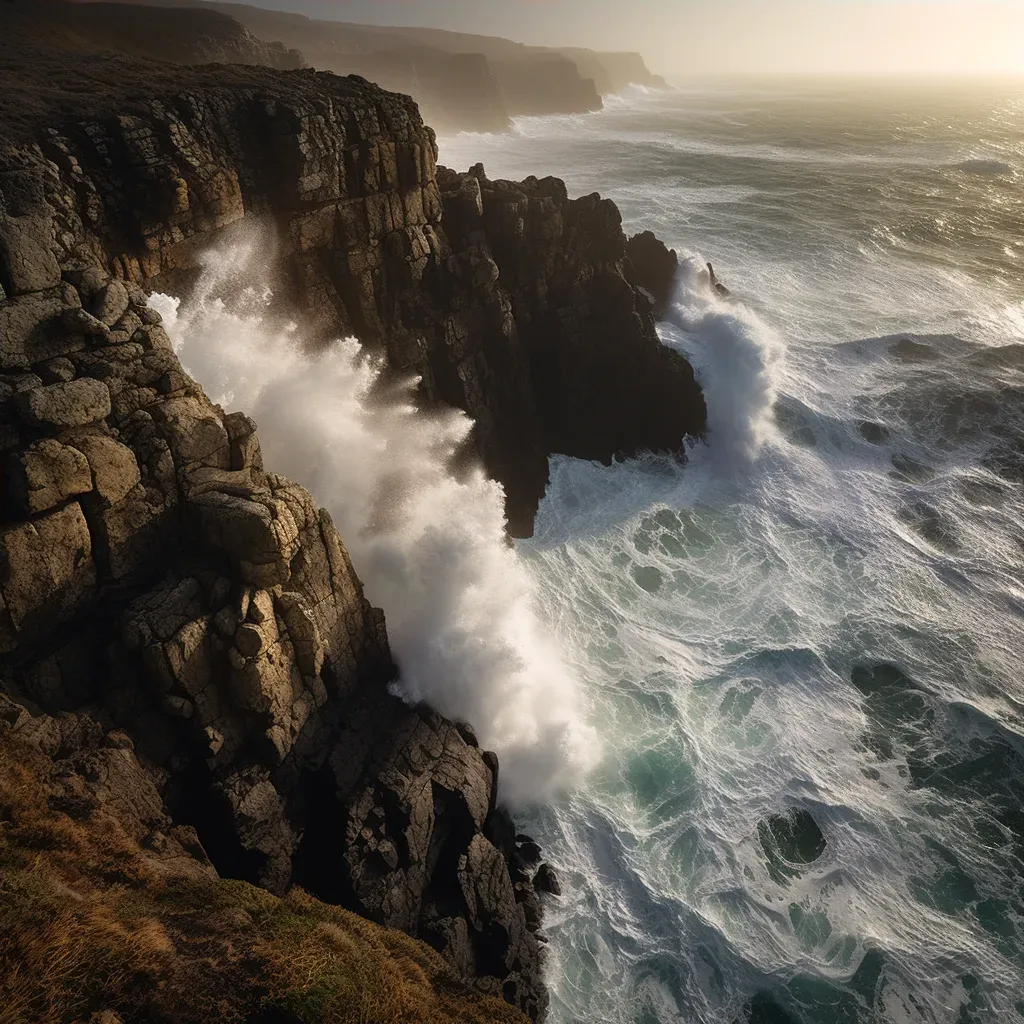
[0,36,704,1020]
[626,229,681,316]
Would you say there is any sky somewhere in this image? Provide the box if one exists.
[229,0,1024,76]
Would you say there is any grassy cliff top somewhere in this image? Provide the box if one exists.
[0,726,530,1024]
[0,3,413,146]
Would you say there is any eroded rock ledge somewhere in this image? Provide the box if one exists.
[1,46,705,1020]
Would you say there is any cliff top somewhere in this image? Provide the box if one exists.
[0,23,414,147]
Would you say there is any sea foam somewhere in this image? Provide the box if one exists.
[150,240,597,807]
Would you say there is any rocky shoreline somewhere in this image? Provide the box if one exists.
[0,39,705,1023]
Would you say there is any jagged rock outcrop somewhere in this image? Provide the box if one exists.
[0,38,705,535]
[0,701,532,1024]
[435,166,703,531]
[626,229,680,316]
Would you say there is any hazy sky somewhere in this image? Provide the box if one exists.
[236,0,1024,76]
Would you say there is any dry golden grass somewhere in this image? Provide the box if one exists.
[0,731,529,1024]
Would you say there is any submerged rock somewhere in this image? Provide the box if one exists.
[534,862,562,896]
[743,993,800,1024]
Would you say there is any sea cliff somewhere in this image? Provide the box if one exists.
[0,36,705,1024]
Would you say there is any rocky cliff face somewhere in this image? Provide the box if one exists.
[0,35,704,534]
[0,40,704,1020]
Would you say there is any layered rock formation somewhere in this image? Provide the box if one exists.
[0,34,704,1021]
[0,28,705,534]
[0,53,554,1020]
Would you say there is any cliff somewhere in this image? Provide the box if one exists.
[75,0,651,126]
[559,48,669,94]
[490,54,602,117]
[0,708,529,1024]
[7,0,306,70]
[0,34,703,1023]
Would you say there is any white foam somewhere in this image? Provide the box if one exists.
[664,256,783,467]
[150,240,598,808]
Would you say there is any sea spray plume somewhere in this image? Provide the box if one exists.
[664,256,782,465]
[150,241,598,807]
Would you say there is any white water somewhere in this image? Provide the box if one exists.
[440,80,1024,1023]
[150,243,597,808]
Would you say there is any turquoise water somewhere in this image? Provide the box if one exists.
[441,79,1024,1023]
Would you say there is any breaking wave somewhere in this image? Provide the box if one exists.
[150,240,598,808]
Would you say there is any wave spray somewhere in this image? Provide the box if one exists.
[150,241,597,807]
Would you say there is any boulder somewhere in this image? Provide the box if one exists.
[91,279,131,326]
[0,213,61,295]
[69,433,141,505]
[533,862,561,896]
[0,502,96,645]
[14,378,111,430]
[4,438,93,515]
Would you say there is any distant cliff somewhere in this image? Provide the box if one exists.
[559,48,669,94]
[70,0,666,130]
[10,0,306,70]
[0,28,701,1024]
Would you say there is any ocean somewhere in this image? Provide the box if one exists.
[160,77,1024,1024]
[438,79,1024,1023]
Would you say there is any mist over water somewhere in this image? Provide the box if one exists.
[150,247,597,808]
[440,80,1024,1022]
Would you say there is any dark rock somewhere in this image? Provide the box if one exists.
[707,260,731,297]
[626,230,679,315]
[516,839,542,867]
[533,862,561,896]
[91,279,130,327]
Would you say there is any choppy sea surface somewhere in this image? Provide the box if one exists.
[436,78,1024,1023]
